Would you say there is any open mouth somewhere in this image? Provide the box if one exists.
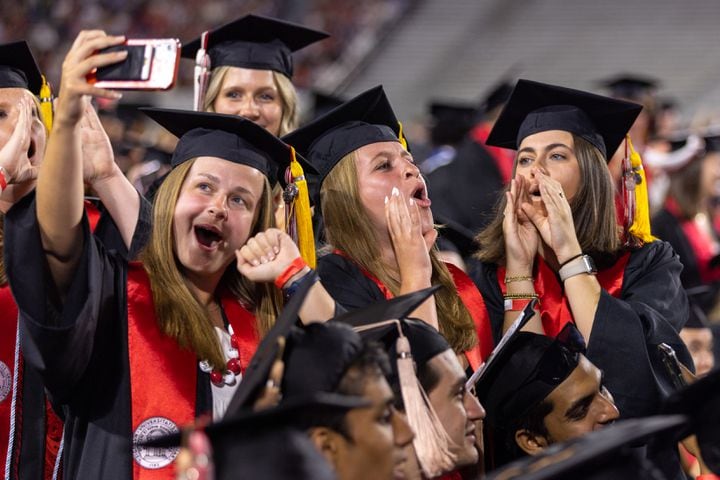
[194,224,223,249]
[411,183,432,207]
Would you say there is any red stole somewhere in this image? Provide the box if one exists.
[665,199,720,283]
[332,251,491,370]
[496,254,630,338]
[0,285,19,478]
[126,263,259,479]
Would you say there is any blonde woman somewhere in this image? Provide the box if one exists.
[284,86,493,372]
[4,31,333,480]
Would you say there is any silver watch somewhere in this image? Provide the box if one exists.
[559,255,597,282]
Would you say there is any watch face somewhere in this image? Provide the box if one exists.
[582,255,597,272]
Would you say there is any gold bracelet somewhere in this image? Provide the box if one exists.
[505,275,533,284]
[503,293,539,299]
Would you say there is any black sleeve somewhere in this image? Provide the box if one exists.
[586,241,692,419]
[317,253,387,311]
[468,259,505,346]
[92,191,153,260]
[4,193,122,402]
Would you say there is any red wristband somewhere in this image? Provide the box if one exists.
[275,257,308,289]
[0,167,7,191]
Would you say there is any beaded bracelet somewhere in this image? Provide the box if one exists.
[504,275,533,284]
[503,293,539,299]
[274,257,308,289]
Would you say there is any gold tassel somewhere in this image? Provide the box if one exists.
[288,146,316,268]
[39,75,53,131]
[397,121,408,150]
[626,135,656,244]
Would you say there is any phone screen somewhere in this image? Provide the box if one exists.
[95,45,153,81]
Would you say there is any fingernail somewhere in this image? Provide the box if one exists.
[112,92,122,100]
[252,260,260,266]
[274,246,280,254]
[260,257,268,264]
[391,187,399,197]
[384,196,388,205]
[409,198,415,205]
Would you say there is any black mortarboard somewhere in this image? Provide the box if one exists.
[600,74,659,101]
[486,415,686,480]
[486,79,642,160]
[224,271,318,414]
[141,107,316,185]
[182,14,329,78]
[282,322,365,398]
[283,85,405,205]
[428,101,477,146]
[333,287,449,389]
[480,81,514,115]
[476,322,586,429]
[141,393,363,480]
[662,368,720,473]
[0,41,43,93]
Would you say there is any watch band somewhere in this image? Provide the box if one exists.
[559,254,596,282]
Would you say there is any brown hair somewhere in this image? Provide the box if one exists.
[666,154,705,219]
[203,66,299,136]
[321,152,477,352]
[140,159,280,369]
[475,134,623,264]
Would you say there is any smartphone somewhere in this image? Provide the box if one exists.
[657,343,688,391]
[88,39,181,91]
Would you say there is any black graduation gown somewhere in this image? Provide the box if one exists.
[1,193,152,480]
[3,193,212,480]
[470,241,692,479]
[425,137,504,258]
[316,253,387,310]
[652,207,720,325]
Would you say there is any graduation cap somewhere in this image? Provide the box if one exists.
[480,81,514,115]
[704,133,720,153]
[333,286,458,478]
[140,107,316,185]
[485,415,687,480]
[600,74,659,102]
[281,321,366,399]
[0,41,43,92]
[0,41,53,130]
[282,85,407,205]
[182,14,329,78]
[428,100,477,146]
[475,322,586,430]
[661,368,720,473]
[140,393,364,480]
[486,79,642,160]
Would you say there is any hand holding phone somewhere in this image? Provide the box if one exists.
[88,38,181,91]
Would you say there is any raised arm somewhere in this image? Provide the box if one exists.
[80,100,140,250]
[38,30,126,296]
[237,228,338,322]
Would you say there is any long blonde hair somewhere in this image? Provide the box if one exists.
[202,66,299,136]
[141,159,281,369]
[321,152,477,352]
[476,134,623,264]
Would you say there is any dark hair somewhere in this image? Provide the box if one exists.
[475,134,623,264]
[304,341,391,440]
[666,153,705,219]
[501,399,554,464]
